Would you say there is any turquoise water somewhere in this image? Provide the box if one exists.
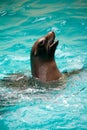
[0,0,87,129]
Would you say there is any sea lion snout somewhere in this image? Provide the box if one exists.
[36,31,56,47]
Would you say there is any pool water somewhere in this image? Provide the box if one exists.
[0,0,87,129]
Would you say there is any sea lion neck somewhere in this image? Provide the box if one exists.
[31,56,62,82]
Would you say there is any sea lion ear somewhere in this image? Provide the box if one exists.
[34,50,37,56]
[34,48,38,56]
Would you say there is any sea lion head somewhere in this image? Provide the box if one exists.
[31,31,59,61]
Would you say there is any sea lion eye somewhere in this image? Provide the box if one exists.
[38,38,45,47]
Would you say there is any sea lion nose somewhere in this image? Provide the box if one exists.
[47,31,55,39]
[49,31,55,35]
[48,31,55,35]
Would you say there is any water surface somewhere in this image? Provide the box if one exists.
[0,0,87,129]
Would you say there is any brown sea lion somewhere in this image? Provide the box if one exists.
[30,32,62,82]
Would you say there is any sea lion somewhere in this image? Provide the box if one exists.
[30,31,62,82]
